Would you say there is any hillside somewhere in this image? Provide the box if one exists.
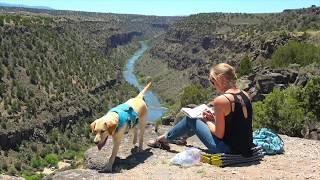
[136,6,320,103]
[134,6,320,143]
[1,5,320,179]
[0,7,179,177]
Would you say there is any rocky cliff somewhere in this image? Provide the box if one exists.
[42,125,320,180]
[148,7,320,87]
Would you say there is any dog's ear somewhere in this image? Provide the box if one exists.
[106,121,117,135]
[90,121,96,133]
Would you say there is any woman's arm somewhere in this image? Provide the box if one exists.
[212,97,226,139]
[203,96,228,139]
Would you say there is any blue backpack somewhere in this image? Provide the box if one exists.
[253,128,284,155]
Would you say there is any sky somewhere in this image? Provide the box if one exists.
[0,0,319,16]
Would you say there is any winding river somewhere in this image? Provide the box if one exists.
[123,41,167,121]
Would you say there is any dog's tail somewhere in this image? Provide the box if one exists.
[136,82,152,99]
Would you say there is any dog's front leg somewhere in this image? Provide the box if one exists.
[104,136,121,172]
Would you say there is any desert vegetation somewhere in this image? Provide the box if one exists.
[1,5,320,178]
[253,76,320,137]
[0,8,172,177]
[135,6,320,139]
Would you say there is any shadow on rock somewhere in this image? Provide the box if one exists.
[99,147,153,173]
[226,160,261,167]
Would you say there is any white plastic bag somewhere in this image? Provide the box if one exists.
[170,147,201,166]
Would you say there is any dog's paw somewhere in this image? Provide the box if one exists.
[98,165,113,173]
[137,147,143,152]
[131,146,143,153]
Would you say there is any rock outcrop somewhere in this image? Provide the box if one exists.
[44,125,320,179]
[104,31,143,53]
[0,175,24,180]
[243,68,300,101]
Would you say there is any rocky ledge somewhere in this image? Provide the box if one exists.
[42,125,320,180]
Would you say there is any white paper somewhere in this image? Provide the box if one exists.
[180,104,214,119]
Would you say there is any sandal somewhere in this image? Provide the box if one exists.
[171,138,187,146]
[147,139,170,150]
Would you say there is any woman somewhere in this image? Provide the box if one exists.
[148,63,253,156]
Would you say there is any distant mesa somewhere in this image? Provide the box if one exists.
[0,2,54,10]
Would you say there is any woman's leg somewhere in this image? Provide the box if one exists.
[165,116,196,141]
[151,116,195,145]
[184,117,230,153]
[152,116,230,153]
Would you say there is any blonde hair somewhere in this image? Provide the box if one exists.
[209,63,237,84]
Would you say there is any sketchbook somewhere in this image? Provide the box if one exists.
[180,104,214,119]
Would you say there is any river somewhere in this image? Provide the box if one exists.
[123,41,167,121]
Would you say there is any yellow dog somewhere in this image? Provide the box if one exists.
[90,82,151,172]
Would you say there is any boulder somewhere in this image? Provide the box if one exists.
[245,68,301,101]
[0,175,24,180]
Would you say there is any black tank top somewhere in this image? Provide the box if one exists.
[222,91,253,157]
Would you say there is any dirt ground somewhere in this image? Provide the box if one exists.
[42,124,320,180]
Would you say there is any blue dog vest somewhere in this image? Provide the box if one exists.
[108,103,139,131]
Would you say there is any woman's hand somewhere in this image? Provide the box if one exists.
[202,109,215,122]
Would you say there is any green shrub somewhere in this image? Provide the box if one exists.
[69,143,81,152]
[39,146,51,158]
[254,87,304,136]
[8,167,17,176]
[11,100,21,114]
[0,83,5,97]
[30,143,38,153]
[62,150,76,160]
[44,153,59,166]
[253,77,320,136]
[29,69,39,85]
[31,157,44,168]
[1,122,6,129]
[0,161,8,171]
[0,17,3,26]
[16,85,26,101]
[271,41,320,68]
[14,161,22,171]
[180,84,210,107]
[23,172,44,180]
[237,55,253,77]
[0,65,4,79]
[301,76,320,121]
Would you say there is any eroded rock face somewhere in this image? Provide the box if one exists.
[259,35,295,58]
[0,106,92,150]
[243,68,302,101]
[104,32,143,54]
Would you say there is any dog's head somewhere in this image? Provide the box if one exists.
[90,112,118,150]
